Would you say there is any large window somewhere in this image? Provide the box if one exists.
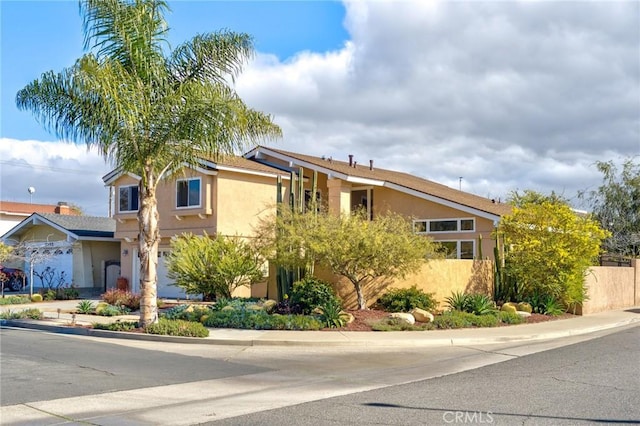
[437,240,475,259]
[177,178,201,208]
[118,185,139,212]
[413,218,475,234]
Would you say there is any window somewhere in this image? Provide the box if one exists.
[461,219,474,231]
[119,185,139,212]
[437,240,475,259]
[413,218,475,234]
[304,190,321,212]
[429,220,457,232]
[177,178,201,208]
[460,241,474,259]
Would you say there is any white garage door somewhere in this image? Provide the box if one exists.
[29,246,73,290]
[132,249,188,299]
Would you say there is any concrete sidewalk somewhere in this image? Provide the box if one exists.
[1,299,638,347]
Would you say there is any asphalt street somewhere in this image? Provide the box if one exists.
[210,325,640,425]
[1,324,638,425]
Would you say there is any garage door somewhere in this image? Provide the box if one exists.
[30,246,73,290]
[132,249,188,299]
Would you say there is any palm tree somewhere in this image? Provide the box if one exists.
[16,0,281,326]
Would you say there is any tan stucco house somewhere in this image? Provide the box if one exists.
[1,213,120,295]
[245,146,512,260]
[102,156,290,299]
[102,146,511,300]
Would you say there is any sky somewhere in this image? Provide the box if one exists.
[1,0,638,217]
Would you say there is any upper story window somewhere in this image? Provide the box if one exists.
[118,185,139,212]
[413,218,475,234]
[176,178,201,208]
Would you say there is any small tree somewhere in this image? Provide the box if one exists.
[498,196,609,308]
[256,209,440,310]
[165,233,264,300]
[579,158,640,256]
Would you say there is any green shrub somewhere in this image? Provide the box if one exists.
[432,311,473,329]
[92,321,139,331]
[58,286,79,300]
[0,295,31,305]
[0,308,42,320]
[498,311,525,324]
[370,317,432,331]
[524,292,565,316]
[97,304,129,316]
[101,289,141,310]
[30,294,43,303]
[76,300,95,314]
[541,296,565,316]
[145,318,209,337]
[202,309,322,330]
[468,313,499,327]
[378,286,437,313]
[270,314,323,331]
[42,289,57,301]
[316,298,348,328]
[290,277,339,315]
[161,304,213,321]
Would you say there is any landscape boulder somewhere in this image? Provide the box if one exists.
[389,312,415,325]
[410,308,434,323]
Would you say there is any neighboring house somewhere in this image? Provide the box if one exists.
[0,200,78,236]
[103,146,511,300]
[1,213,120,295]
[245,146,512,260]
[102,156,290,299]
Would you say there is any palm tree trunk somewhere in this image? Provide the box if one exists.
[138,177,160,327]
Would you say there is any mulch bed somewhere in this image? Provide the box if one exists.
[336,309,576,332]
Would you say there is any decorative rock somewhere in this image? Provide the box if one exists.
[516,302,532,313]
[516,311,531,318]
[389,312,415,325]
[221,305,235,312]
[262,299,278,313]
[411,308,434,323]
[501,303,517,313]
[248,304,263,311]
[340,311,355,324]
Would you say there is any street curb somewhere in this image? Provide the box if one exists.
[2,316,639,347]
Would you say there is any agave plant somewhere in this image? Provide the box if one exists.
[316,298,349,328]
[465,294,497,315]
[76,300,95,314]
[445,291,470,312]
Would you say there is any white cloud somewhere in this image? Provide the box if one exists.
[236,0,639,207]
[3,1,638,217]
[0,139,112,216]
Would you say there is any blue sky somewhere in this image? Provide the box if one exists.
[1,0,348,141]
[0,1,637,216]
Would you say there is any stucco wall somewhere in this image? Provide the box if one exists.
[314,259,493,310]
[579,259,639,315]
